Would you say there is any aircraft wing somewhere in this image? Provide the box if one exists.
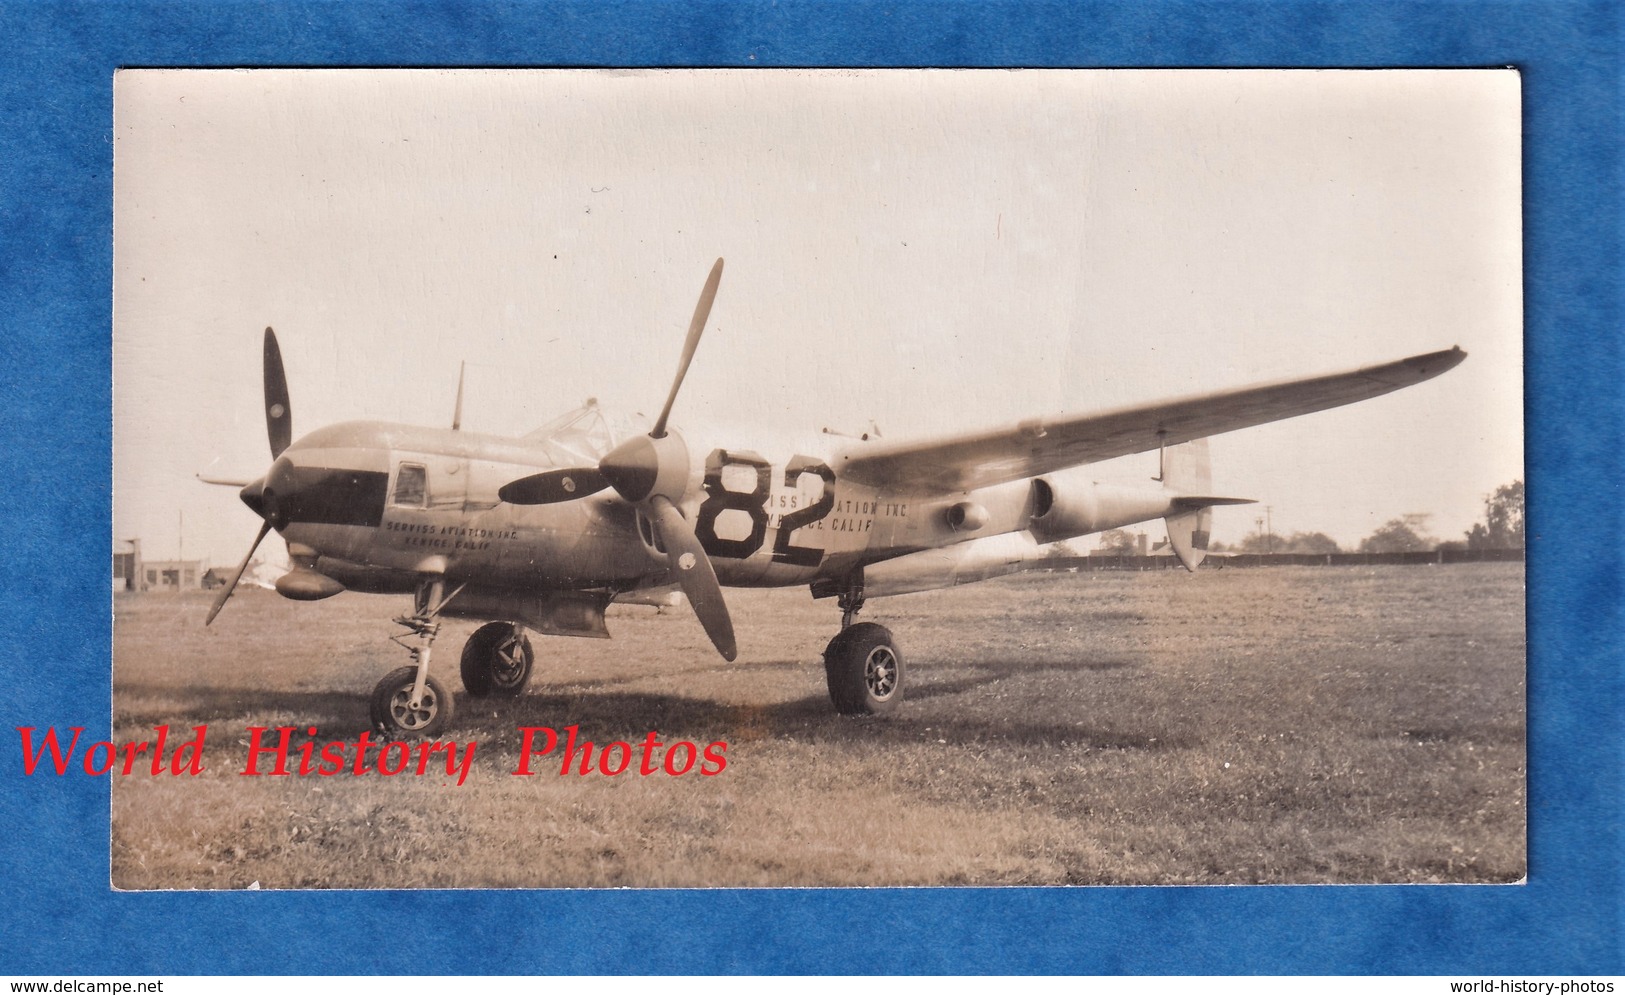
[833,347,1466,494]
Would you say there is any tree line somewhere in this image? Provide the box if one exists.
[1213,480,1524,554]
[1092,480,1525,555]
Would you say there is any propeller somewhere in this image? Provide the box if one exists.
[648,495,736,660]
[500,258,737,660]
[264,327,291,459]
[498,466,609,505]
[205,521,272,625]
[652,255,723,438]
[207,327,293,626]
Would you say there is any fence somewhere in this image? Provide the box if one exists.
[1048,548,1525,571]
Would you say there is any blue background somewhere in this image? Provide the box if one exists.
[0,0,1618,975]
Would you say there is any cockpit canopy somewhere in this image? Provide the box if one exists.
[525,398,652,465]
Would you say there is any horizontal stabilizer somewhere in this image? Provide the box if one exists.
[1170,495,1257,509]
[197,473,254,488]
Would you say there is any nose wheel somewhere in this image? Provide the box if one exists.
[370,667,454,736]
[823,622,903,715]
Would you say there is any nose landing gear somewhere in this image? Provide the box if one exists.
[369,578,463,737]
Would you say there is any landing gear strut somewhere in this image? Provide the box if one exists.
[838,587,864,630]
[822,581,904,715]
[369,578,462,736]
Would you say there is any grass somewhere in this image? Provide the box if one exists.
[110,563,1525,888]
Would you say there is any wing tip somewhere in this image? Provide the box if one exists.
[1405,345,1468,381]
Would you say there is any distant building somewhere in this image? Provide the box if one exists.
[1090,531,1150,557]
[115,541,205,592]
[113,539,143,592]
[143,559,204,591]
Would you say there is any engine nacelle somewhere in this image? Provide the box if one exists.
[614,585,685,608]
[1027,475,1179,543]
[862,531,1045,598]
[438,586,612,639]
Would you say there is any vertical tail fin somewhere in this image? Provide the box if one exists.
[1162,439,1251,571]
[1160,437,1212,494]
[1164,506,1213,571]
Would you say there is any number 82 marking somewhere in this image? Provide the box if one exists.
[694,449,836,565]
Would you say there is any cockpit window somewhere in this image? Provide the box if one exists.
[524,398,651,463]
[393,463,427,507]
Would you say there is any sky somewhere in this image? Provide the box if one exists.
[112,69,1523,568]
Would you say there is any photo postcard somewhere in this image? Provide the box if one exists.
[105,68,1524,889]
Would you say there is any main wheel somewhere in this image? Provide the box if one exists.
[823,622,903,715]
[459,622,534,697]
[369,666,455,736]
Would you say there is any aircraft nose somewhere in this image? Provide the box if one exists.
[238,477,267,518]
[253,456,298,528]
[241,450,391,530]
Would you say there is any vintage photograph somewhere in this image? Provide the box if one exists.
[110,69,1524,888]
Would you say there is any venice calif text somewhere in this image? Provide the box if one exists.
[14,725,728,786]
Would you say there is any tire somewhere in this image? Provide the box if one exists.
[369,666,455,737]
[459,622,534,697]
[823,622,903,716]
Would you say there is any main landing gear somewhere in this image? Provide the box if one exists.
[821,586,904,716]
[459,621,535,697]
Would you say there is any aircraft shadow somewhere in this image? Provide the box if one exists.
[498,679,1184,753]
[114,650,1175,753]
[114,683,384,733]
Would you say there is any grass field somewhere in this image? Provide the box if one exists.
[110,563,1525,888]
